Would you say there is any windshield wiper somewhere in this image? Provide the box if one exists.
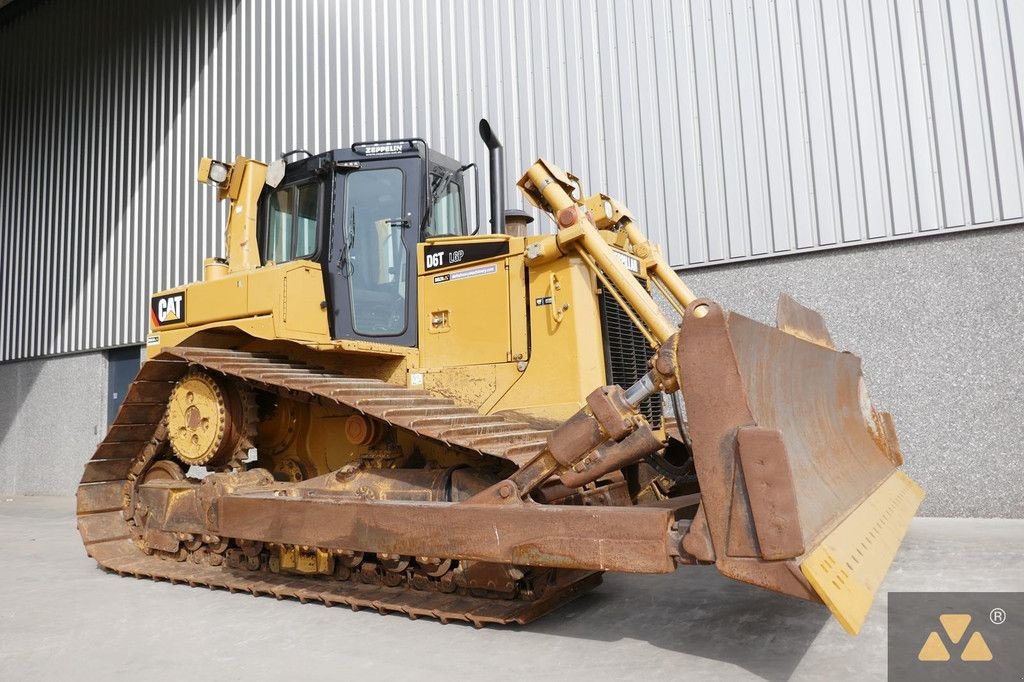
[422,164,473,238]
[338,204,356,276]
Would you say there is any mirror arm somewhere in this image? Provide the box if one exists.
[456,162,481,237]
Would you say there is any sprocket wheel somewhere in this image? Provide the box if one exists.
[165,368,255,469]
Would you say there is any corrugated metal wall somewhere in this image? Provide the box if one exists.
[2,0,1023,362]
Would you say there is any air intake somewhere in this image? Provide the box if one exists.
[597,290,662,428]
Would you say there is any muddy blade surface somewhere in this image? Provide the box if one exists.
[679,299,924,634]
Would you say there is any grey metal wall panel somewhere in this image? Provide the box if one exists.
[1,0,1022,362]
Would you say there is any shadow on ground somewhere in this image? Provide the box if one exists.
[524,568,829,681]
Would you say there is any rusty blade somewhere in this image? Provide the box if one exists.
[678,299,903,601]
[776,293,835,349]
[731,312,897,545]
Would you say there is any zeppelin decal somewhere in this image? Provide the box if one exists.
[423,241,510,272]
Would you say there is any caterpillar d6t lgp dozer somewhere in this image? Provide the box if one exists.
[77,120,923,634]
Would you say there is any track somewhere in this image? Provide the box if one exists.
[75,348,600,626]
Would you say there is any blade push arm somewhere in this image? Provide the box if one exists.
[581,192,698,319]
[478,158,923,636]
[518,158,701,343]
[470,159,701,503]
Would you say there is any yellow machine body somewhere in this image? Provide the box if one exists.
[146,190,635,428]
[76,147,924,634]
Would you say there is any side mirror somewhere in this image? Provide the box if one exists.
[457,162,482,236]
[265,159,286,188]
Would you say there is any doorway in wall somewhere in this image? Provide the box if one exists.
[107,346,142,426]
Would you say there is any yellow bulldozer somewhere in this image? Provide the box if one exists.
[76,120,923,634]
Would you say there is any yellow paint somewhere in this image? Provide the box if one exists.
[423,365,497,410]
[506,250,529,363]
[960,632,993,661]
[938,614,971,644]
[223,157,266,272]
[416,238,521,367]
[520,233,564,267]
[282,266,329,335]
[519,159,677,343]
[166,371,227,465]
[163,155,678,432]
[917,632,950,661]
[255,395,500,481]
[619,219,697,311]
[799,469,925,635]
[412,231,614,422]
[186,272,250,326]
[582,192,635,229]
[148,260,335,358]
[916,614,994,662]
[255,399,372,479]
[278,545,333,575]
[196,156,269,273]
[487,254,607,422]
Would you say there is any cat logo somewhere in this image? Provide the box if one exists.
[150,292,186,327]
[917,614,993,662]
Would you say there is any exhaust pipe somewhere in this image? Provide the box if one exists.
[478,119,505,234]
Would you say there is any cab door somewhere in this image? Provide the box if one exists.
[324,158,422,347]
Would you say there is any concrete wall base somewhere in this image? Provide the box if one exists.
[673,225,1023,518]
[0,352,107,496]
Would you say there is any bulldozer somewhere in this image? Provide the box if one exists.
[76,120,923,634]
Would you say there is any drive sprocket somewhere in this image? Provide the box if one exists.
[165,368,254,468]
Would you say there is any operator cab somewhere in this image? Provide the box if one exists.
[258,140,471,347]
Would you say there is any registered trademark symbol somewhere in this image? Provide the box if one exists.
[990,607,1006,625]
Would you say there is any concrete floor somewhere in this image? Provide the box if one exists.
[0,498,1021,681]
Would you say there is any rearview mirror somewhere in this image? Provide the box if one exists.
[265,159,286,188]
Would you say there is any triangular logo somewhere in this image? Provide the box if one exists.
[960,632,993,662]
[939,614,971,644]
[917,613,995,663]
[918,631,950,661]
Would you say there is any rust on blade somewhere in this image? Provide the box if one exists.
[776,293,835,349]
[736,427,804,560]
[210,492,683,574]
[678,298,902,602]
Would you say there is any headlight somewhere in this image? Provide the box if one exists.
[208,162,229,184]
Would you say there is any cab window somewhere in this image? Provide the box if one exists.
[265,181,320,264]
[427,175,465,237]
[344,168,408,336]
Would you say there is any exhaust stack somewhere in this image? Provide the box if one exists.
[478,119,505,234]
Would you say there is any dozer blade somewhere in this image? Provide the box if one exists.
[677,296,924,635]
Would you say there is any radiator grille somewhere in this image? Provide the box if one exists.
[598,290,662,428]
